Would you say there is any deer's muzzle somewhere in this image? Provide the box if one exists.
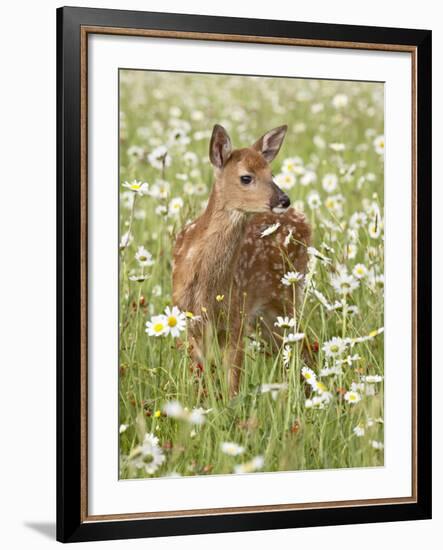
[270,181,291,213]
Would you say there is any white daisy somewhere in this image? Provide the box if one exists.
[368,220,382,239]
[344,391,362,404]
[349,212,368,229]
[275,172,296,190]
[122,179,149,196]
[335,354,361,367]
[260,383,288,400]
[149,179,171,199]
[373,135,385,155]
[313,135,326,149]
[331,272,359,296]
[305,393,332,409]
[353,425,365,437]
[371,440,384,450]
[352,263,368,279]
[284,333,305,344]
[234,456,264,474]
[346,242,358,260]
[301,366,317,386]
[168,127,190,146]
[311,103,324,114]
[324,196,344,218]
[351,382,365,392]
[312,289,333,311]
[274,316,296,329]
[307,191,322,210]
[163,400,185,419]
[135,246,154,267]
[163,306,187,337]
[249,339,262,352]
[128,273,149,283]
[281,271,304,286]
[127,145,145,161]
[329,142,346,152]
[322,174,338,193]
[260,222,281,238]
[282,345,292,367]
[347,305,360,316]
[312,385,332,400]
[307,246,332,265]
[183,181,195,195]
[148,145,171,169]
[152,284,162,297]
[300,170,317,186]
[319,365,343,377]
[191,110,204,122]
[168,197,184,217]
[163,401,208,425]
[188,408,206,425]
[362,375,384,383]
[145,315,168,337]
[169,106,182,117]
[194,182,208,196]
[368,273,385,290]
[284,230,293,247]
[129,433,165,475]
[282,156,304,174]
[351,327,384,343]
[221,442,245,456]
[183,151,198,166]
[332,93,348,108]
[322,337,347,358]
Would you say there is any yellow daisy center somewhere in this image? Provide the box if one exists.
[168,316,177,327]
[153,323,164,333]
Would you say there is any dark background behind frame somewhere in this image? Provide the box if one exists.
[57,6,431,543]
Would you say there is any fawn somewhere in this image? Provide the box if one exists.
[172,124,311,396]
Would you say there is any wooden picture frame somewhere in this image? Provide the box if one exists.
[57,6,432,543]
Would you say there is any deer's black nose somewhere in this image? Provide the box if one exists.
[280,194,290,208]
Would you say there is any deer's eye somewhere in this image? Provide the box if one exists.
[240,175,252,185]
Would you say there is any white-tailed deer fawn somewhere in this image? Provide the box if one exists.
[172,124,311,396]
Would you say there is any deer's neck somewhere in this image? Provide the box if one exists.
[192,188,248,309]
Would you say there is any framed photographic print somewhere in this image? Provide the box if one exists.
[57,6,432,543]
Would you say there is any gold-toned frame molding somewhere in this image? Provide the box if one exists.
[79,26,418,523]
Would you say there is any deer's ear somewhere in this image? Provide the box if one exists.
[253,125,288,163]
[209,124,232,169]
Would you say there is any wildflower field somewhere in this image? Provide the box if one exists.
[118,70,385,479]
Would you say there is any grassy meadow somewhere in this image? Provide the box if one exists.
[118,70,385,479]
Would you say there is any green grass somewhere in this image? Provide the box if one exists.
[118,70,385,479]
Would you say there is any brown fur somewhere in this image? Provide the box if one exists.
[172,125,311,396]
